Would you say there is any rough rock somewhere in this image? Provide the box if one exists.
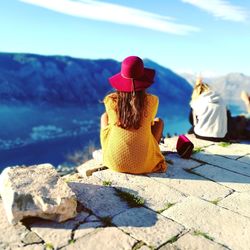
[0,164,77,224]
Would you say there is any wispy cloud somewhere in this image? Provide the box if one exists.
[19,0,199,35]
[182,0,248,22]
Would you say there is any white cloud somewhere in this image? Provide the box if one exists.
[182,0,248,22]
[19,0,199,35]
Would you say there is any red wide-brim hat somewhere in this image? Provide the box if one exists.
[109,56,155,92]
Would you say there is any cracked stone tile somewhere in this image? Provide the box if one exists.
[62,227,136,250]
[204,143,250,160]
[112,207,184,248]
[162,196,250,250]
[94,170,186,211]
[219,192,250,218]
[137,246,152,250]
[238,155,250,165]
[159,232,227,250]
[148,165,232,202]
[85,215,100,222]
[162,153,202,170]
[29,218,79,249]
[11,244,44,250]
[67,176,130,218]
[192,152,250,177]
[192,164,250,192]
[74,221,103,240]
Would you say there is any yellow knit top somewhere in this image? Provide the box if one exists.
[100,93,167,174]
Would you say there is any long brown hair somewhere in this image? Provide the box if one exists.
[114,90,146,130]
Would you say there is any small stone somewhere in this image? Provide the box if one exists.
[77,159,107,177]
[73,211,90,223]
[21,231,43,245]
[0,164,77,224]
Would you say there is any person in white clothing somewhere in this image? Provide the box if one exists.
[189,78,228,141]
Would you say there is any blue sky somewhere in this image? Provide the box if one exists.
[1,0,250,76]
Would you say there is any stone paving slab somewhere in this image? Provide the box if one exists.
[93,169,186,211]
[148,166,232,202]
[137,246,152,250]
[29,218,80,249]
[192,152,250,177]
[218,192,250,218]
[11,244,44,250]
[112,207,184,248]
[163,135,215,152]
[159,232,227,250]
[204,143,250,159]
[62,227,137,250]
[238,155,250,165]
[163,153,202,170]
[192,164,250,192]
[0,201,32,249]
[162,196,250,250]
[73,221,103,240]
[67,175,130,218]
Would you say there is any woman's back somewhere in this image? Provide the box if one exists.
[101,93,166,174]
[190,90,228,138]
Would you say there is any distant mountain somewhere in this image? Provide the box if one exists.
[0,53,192,112]
[181,72,250,105]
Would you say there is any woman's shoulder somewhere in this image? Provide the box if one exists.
[104,93,117,103]
[146,93,159,104]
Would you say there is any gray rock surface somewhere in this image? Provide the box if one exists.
[192,164,250,192]
[192,152,250,177]
[163,196,250,250]
[112,207,184,248]
[0,164,77,224]
[219,192,250,218]
[62,227,137,250]
[159,232,227,250]
[149,166,232,202]
[0,137,250,249]
[94,169,186,211]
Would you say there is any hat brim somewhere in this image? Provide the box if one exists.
[109,68,155,92]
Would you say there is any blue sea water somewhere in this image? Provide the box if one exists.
[0,103,244,171]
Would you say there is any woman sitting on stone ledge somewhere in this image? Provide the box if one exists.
[100,56,167,174]
[189,78,250,141]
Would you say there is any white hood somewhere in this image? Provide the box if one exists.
[191,90,227,138]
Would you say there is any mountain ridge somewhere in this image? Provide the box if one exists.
[0,53,192,111]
